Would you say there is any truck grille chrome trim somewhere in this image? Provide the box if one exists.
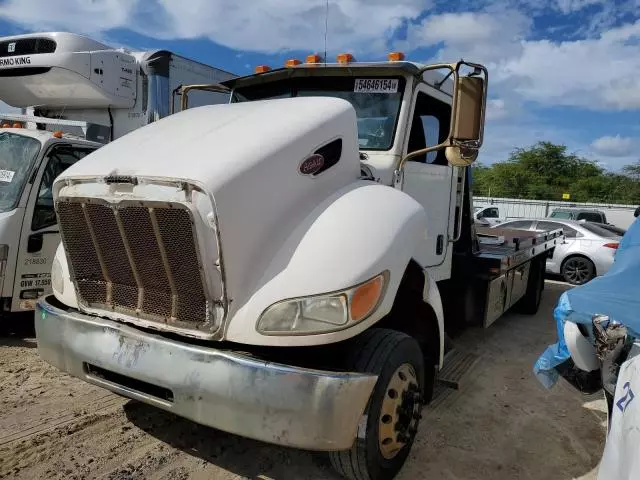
[56,198,217,334]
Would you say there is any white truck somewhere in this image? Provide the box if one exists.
[0,32,235,323]
[473,205,504,225]
[35,53,563,479]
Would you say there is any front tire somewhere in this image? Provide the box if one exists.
[329,329,427,480]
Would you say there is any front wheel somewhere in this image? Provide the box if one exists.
[561,256,595,285]
[329,329,427,480]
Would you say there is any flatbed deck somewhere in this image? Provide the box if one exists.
[473,226,564,275]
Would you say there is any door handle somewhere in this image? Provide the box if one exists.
[26,230,58,253]
[436,234,444,255]
[27,233,43,253]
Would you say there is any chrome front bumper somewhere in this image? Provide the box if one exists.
[35,297,377,451]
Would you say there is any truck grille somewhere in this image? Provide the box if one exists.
[56,199,214,332]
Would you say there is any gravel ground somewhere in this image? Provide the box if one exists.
[0,281,606,479]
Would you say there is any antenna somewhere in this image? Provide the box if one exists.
[324,0,329,65]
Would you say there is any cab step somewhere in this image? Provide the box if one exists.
[436,348,480,390]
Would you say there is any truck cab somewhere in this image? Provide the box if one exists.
[35,52,562,480]
[549,207,607,224]
[227,58,474,284]
[0,128,100,314]
[473,205,504,226]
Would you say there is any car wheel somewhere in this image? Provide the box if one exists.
[561,256,595,285]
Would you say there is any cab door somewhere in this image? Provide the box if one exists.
[11,142,97,311]
[400,85,455,280]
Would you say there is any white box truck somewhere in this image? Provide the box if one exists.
[0,32,235,325]
[35,53,562,479]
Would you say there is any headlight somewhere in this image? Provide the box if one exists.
[257,272,388,335]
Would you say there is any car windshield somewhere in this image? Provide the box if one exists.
[549,210,573,219]
[232,76,405,151]
[581,222,620,238]
[0,132,41,213]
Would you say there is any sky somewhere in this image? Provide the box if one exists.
[0,0,638,170]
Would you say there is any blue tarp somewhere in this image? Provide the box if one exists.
[534,217,640,388]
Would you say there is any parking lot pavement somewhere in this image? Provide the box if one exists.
[0,281,606,479]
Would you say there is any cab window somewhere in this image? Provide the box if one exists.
[406,92,451,165]
[483,208,499,218]
[549,210,573,219]
[32,145,96,231]
[576,212,604,223]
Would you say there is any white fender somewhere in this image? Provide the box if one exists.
[51,241,79,309]
[564,321,599,372]
[225,181,427,346]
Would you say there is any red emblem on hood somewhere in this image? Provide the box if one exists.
[299,154,325,176]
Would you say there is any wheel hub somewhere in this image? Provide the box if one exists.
[565,259,591,284]
[378,363,422,459]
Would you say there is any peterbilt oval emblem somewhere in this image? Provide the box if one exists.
[299,154,325,176]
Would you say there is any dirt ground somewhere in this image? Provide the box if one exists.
[0,281,606,480]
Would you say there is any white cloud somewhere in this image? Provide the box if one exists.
[0,0,431,54]
[0,0,135,33]
[590,135,637,157]
[554,0,605,14]
[406,9,640,112]
[408,10,531,63]
[485,98,523,121]
[494,21,640,110]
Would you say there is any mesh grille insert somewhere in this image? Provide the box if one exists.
[56,199,214,331]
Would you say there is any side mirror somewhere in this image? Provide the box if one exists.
[446,64,488,167]
[398,61,488,171]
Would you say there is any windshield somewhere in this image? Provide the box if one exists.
[0,132,41,212]
[232,76,405,150]
[549,210,573,219]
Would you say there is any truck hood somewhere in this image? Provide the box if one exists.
[57,97,357,188]
[55,96,362,320]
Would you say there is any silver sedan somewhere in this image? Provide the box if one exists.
[492,219,622,285]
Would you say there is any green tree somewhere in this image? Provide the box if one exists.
[473,142,640,204]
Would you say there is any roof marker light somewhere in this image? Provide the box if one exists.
[336,53,355,64]
[306,54,323,64]
[388,51,406,62]
[285,58,302,67]
[255,65,271,74]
